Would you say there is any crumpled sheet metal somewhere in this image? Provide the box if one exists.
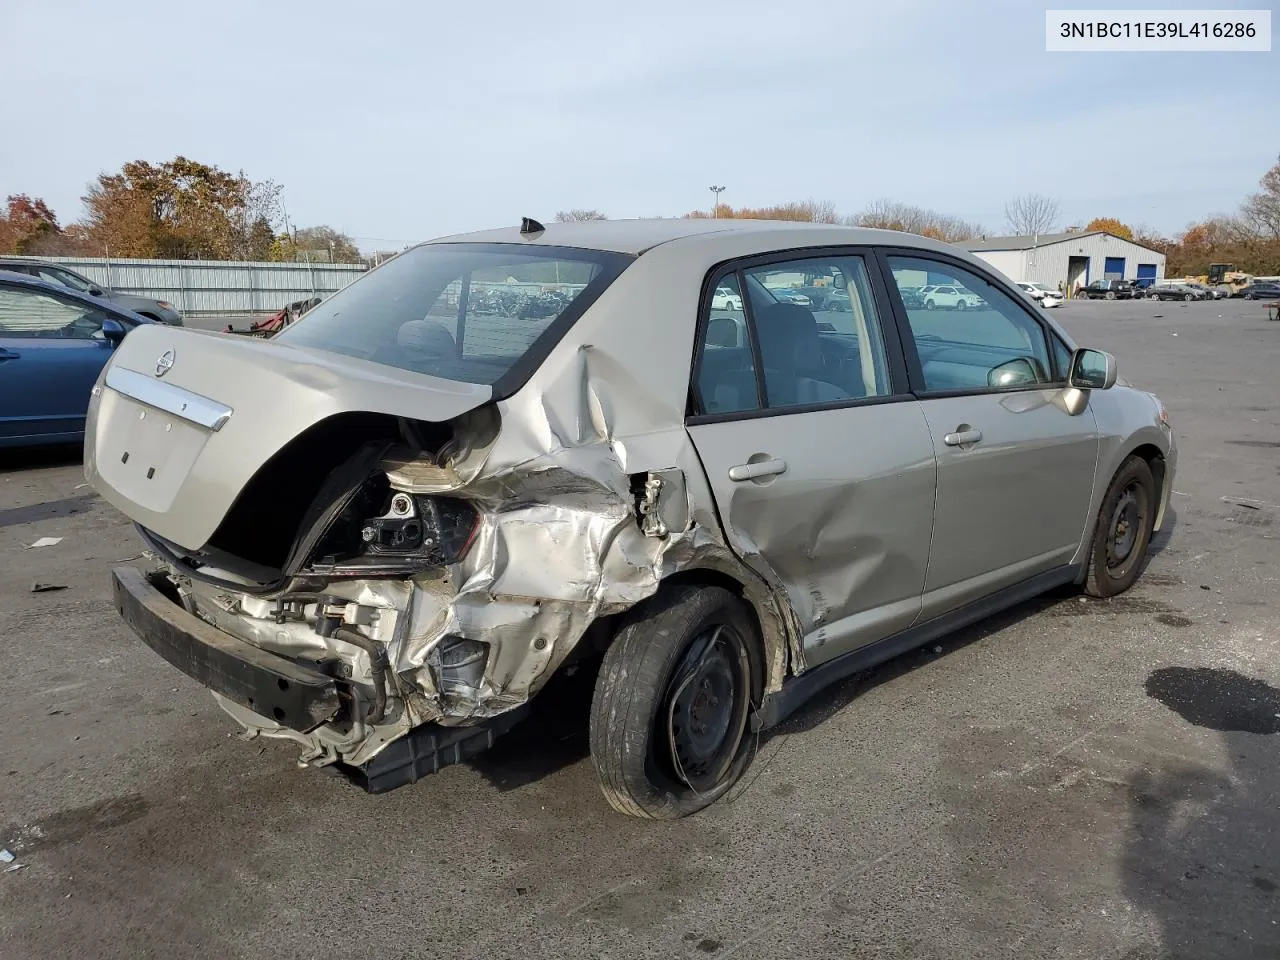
[195,323,796,763]
[381,338,796,726]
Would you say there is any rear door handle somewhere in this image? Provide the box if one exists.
[943,428,983,446]
[728,458,788,482]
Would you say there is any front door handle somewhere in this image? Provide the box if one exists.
[728,458,788,482]
[943,428,983,447]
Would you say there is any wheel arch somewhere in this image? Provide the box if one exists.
[658,565,794,696]
[1126,441,1169,530]
[591,561,795,699]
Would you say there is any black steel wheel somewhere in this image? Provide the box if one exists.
[664,623,751,792]
[590,586,762,819]
[1085,455,1158,598]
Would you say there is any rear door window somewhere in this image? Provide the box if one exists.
[693,254,896,415]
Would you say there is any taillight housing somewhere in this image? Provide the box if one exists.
[361,495,479,566]
[308,484,480,576]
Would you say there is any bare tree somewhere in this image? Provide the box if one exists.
[1241,154,1280,240]
[554,209,607,222]
[1004,194,1060,236]
[851,200,984,242]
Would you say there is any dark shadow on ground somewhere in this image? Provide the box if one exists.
[466,658,600,791]
[771,584,1079,738]
[1122,668,1280,959]
[0,493,99,529]
[461,537,1186,791]
[0,444,83,473]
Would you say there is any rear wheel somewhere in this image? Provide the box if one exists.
[925,299,936,310]
[956,300,968,311]
[590,586,761,819]
[1105,290,1116,300]
[1183,292,1194,302]
[1084,456,1157,598]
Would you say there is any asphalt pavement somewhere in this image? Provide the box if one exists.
[1,296,1277,960]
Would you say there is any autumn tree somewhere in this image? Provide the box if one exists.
[554,209,607,222]
[81,156,281,260]
[0,195,60,253]
[270,225,362,263]
[1084,217,1134,240]
[683,200,840,222]
[1004,193,1060,235]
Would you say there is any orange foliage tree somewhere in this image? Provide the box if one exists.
[1084,217,1134,240]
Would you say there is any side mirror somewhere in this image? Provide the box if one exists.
[988,357,1046,388]
[89,287,105,297]
[1068,348,1117,390]
[101,318,127,345]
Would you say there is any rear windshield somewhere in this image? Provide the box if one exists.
[276,242,632,390]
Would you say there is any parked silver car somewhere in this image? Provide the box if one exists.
[0,258,184,325]
[85,219,1176,818]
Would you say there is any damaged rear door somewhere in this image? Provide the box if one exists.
[686,251,937,668]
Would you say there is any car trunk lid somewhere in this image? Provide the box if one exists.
[86,324,492,551]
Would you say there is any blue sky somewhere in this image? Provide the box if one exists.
[3,0,1276,249]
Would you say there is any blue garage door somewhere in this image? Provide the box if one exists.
[1104,256,1126,278]
[1137,263,1157,279]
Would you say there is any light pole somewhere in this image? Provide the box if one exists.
[709,185,726,218]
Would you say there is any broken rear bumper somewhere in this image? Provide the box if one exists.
[111,565,342,732]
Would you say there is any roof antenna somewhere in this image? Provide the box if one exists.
[520,216,546,236]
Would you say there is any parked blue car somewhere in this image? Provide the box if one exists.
[0,271,153,448]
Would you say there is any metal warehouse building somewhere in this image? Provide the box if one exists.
[962,231,1166,293]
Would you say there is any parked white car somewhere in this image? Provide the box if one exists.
[1017,282,1063,308]
[922,284,983,310]
[711,286,743,311]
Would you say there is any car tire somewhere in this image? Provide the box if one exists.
[589,585,762,820]
[925,299,936,310]
[1183,293,1193,302]
[1083,455,1158,599]
[1105,290,1116,300]
[956,300,967,311]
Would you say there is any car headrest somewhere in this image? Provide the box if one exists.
[397,319,457,355]
[755,302,821,370]
[706,316,739,347]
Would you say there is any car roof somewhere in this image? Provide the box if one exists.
[422,217,968,258]
[0,257,73,269]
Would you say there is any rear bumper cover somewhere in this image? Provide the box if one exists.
[111,565,342,732]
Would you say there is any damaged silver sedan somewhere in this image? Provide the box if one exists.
[86,218,1176,818]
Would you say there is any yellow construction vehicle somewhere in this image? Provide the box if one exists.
[1203,263,1253,295]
